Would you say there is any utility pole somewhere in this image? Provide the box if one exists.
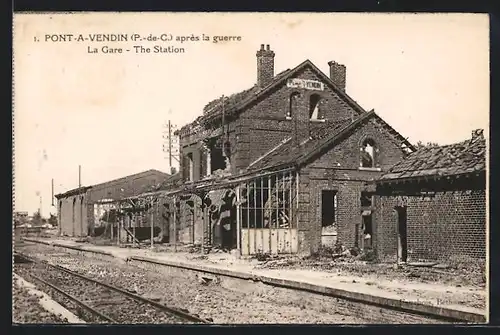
[78,165,82,188]
[163,118,180,174]
[51,179,54,207]
[168,120,173,169]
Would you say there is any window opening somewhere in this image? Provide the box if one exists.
[321,190,338,227]
[360,139,376,168]
[360,191,374,207]
[309,94,321,119]
[287,92,300,118]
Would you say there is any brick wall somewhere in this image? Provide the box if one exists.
[312,119,407,171]
[180,129,238,179]
[238,66,363,168]
[375,178,486,262]
[178,64,365,179]
[295,119,407,254]
[174,61,414,256]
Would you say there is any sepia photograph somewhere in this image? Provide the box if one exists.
[12,12,489,325]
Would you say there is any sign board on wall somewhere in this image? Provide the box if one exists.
[286,78,325,91]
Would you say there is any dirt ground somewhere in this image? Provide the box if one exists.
[21,237,487,312]
[255,254,486,288]
[17,243,369,324]
[143,243,486,288]
[13,278,70,324]
[145,244,487,311]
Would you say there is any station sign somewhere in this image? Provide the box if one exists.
[286,78,325,91]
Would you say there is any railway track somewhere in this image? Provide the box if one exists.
[13,252,210,324]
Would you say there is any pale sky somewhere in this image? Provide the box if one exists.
[13,13,489,216]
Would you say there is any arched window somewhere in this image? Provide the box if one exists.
[360,138,376,168]
[309,94,321,119]
[287,92,300,118]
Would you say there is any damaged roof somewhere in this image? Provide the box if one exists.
[55,186,92,199]
[177,59,370,136]
[246,110,408,173]
[155,172,183,191]
[379,130,486,181]
[247,119,351,172]
[201,69,291,118]
[177,69,291,136]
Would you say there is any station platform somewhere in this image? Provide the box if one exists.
[21,237,487,323]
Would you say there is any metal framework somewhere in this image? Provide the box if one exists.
[238,170,299,255]
[85,167,299,255]
[240,170,298,229]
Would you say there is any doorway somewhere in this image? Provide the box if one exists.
[361,213,373,249]
[321,190,338,247]
[395,206,408,262]
[321,190,337,227]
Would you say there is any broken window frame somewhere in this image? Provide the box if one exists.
[309,93,322,120]
[287,91,300,119]
[209,137,228,173]
[240,170,298,230]
[360,191,374,207]
[321,190,338,228]
[360,138,377,168]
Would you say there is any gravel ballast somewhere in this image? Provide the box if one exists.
[17,243,368,324]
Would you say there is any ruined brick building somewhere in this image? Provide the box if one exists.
[173,44,416,256]
[55,44,487,263]
[375,130,486,263]
[56,169,171,237]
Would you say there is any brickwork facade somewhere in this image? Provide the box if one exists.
[178,64,366,180]
[238,66,362,168]
[375,176,486,262]
[175,45,413,255]
[297,119,408,254]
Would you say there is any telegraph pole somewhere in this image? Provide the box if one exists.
[168,120,173,169]
[163,118,180,174]
[78,165,82,188]
[51,178,55,207]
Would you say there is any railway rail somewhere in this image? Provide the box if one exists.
[13,252,210,324]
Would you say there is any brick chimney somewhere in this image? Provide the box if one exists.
[327,61,346,91]
[256,44,275,88]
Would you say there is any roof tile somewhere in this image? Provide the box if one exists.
[380,132,486,181]
[247,118,353,172]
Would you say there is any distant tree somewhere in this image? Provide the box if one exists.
[31,211,42,226]
[415,141,440,150]
[48,214,58,226]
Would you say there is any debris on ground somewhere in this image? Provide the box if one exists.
[253,243,485,288]
[188,244,202,253]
